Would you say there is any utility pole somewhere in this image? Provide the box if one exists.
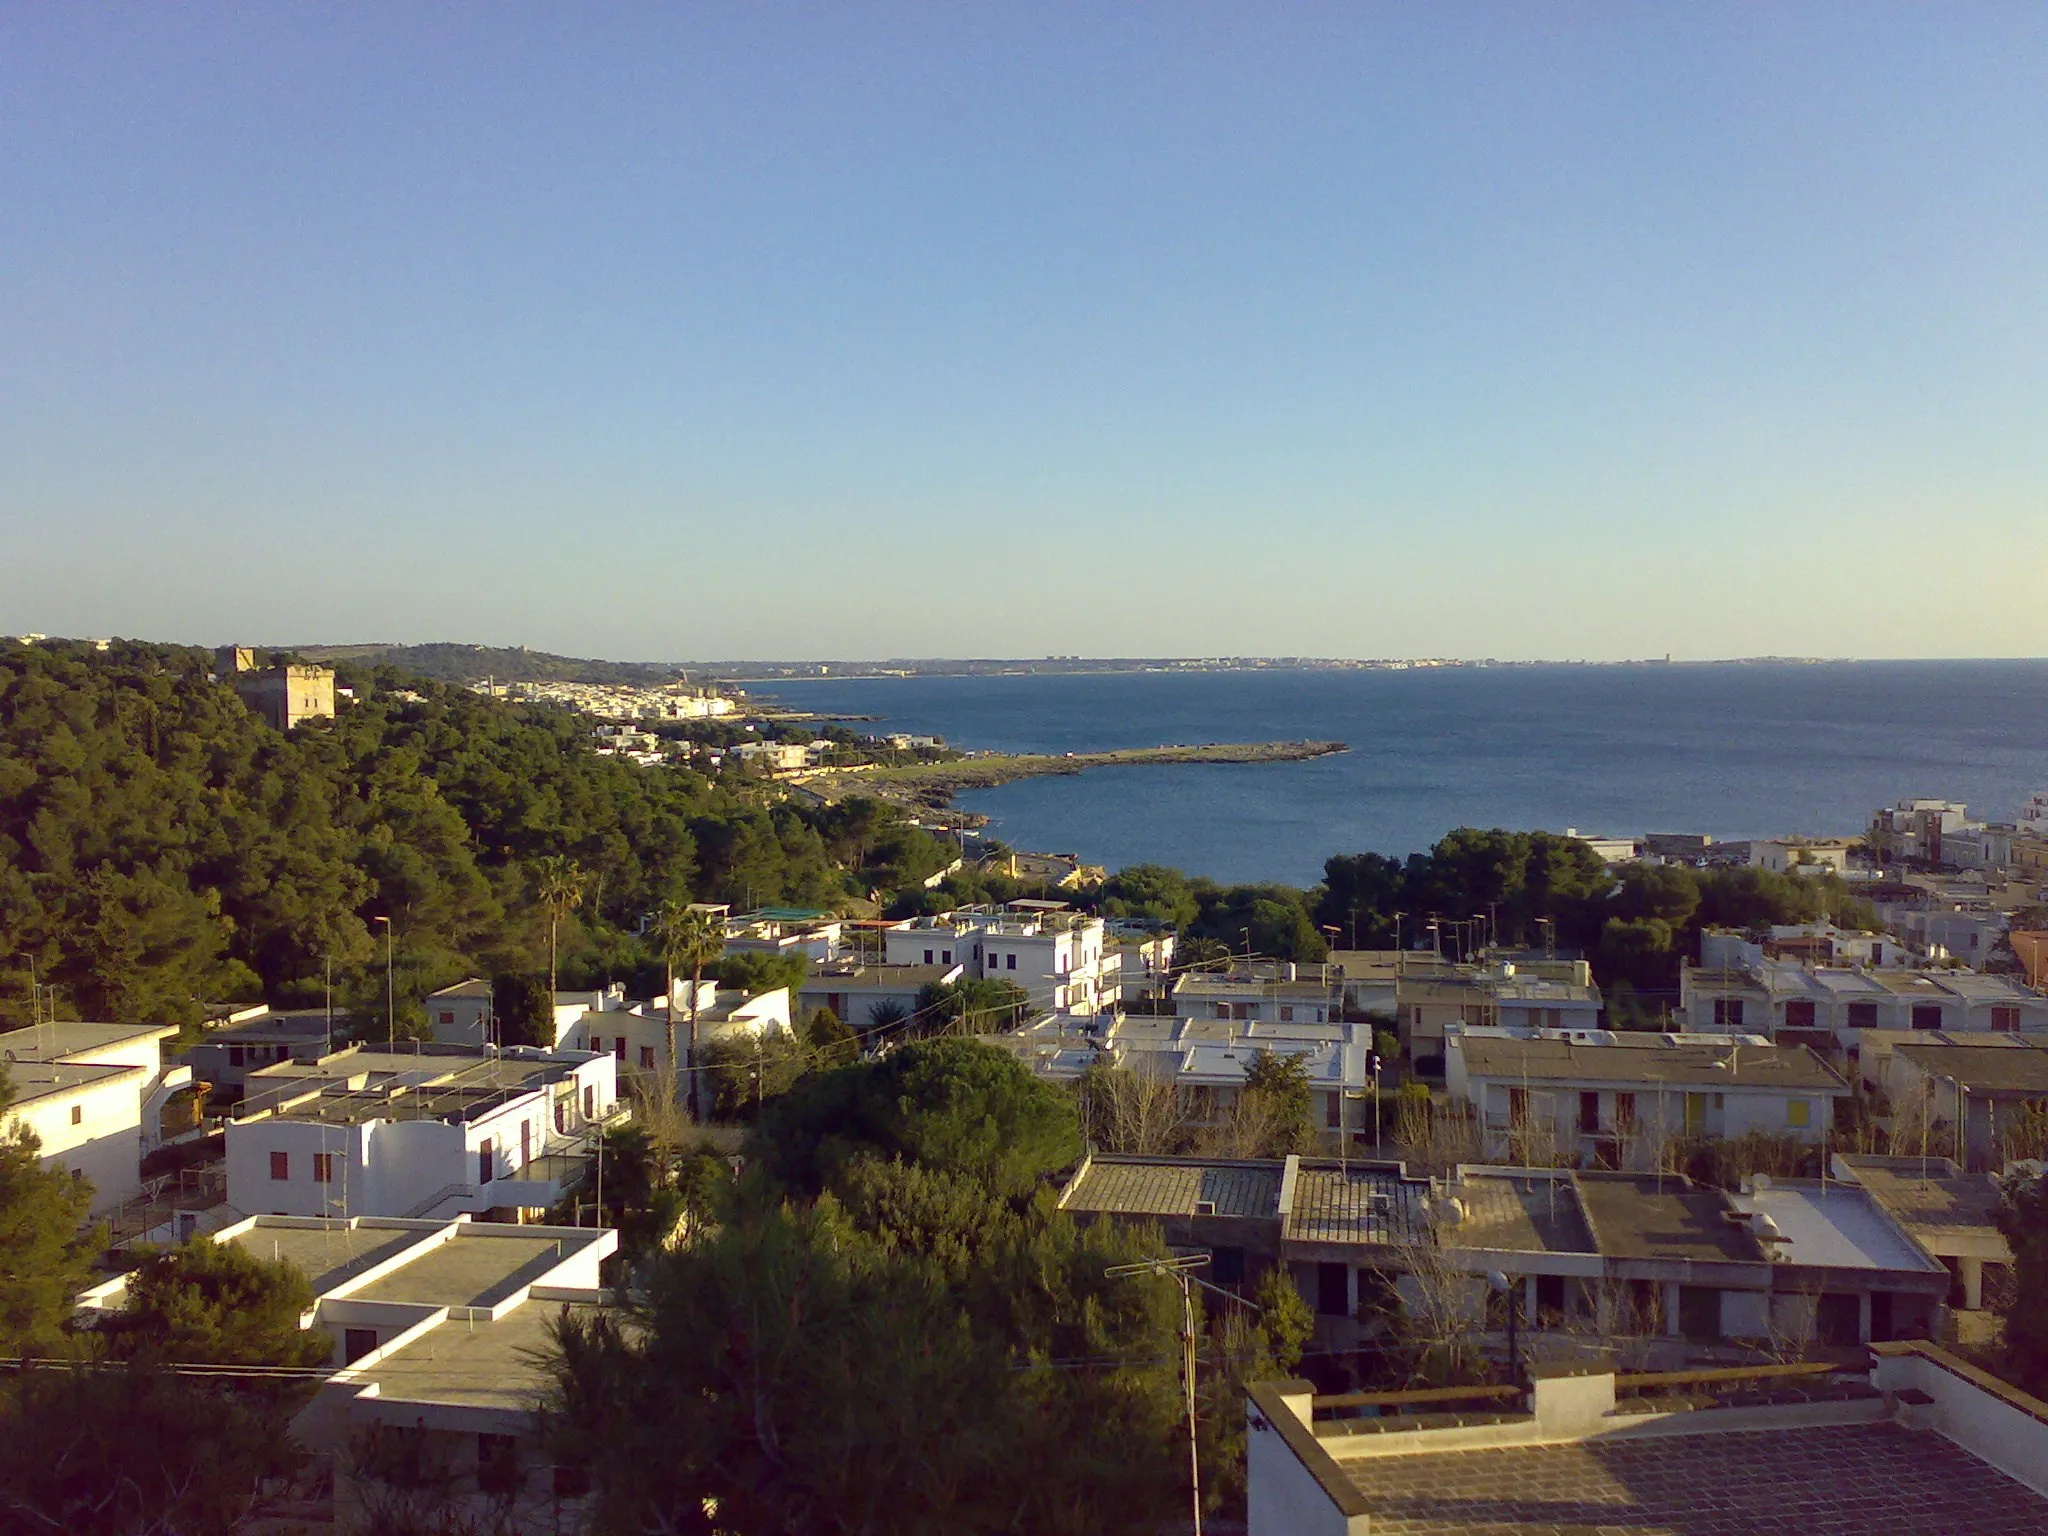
[1107,1252,1210,1536]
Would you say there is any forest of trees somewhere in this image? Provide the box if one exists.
[548,1038,1312,1534]
[0,640,955,1032]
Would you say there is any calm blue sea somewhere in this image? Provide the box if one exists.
[755,663,2048,887]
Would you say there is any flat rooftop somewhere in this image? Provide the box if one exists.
[0,1059,140,1105]
[1334,1422,2048,1534]
[1458,1036,1845,1092]
[0,1021,174,1060]
[1445,1171,1598,1255]
[1286,1164,1431,1247]
[231,1222,425,1295]
[803,963,960,989]
[1059,1156,1281,1221]
[351,1297,605,1413]
[264,1082,541,1126]
[1835,1155,2010,1252]
[1895,1042,2048,1094]
[1574,1173,1765,1265]
[1729,1181,1946,1275]
[346,1231,590,1308]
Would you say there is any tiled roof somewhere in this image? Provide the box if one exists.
[1285,1166,1431,1246]
[1059,1157,1281,1220]
[1334,1422,2048,1534]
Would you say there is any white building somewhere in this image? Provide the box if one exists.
[1869,798,1980,865]
[1681,940,2048,1046]
[1106,925,1176,1000]
[1745,838,1855,875]
[800,962,963,1031]
[724,911,845,963]
[0,1021,187,1214]
[1172,965,1339,1025]
[1447,1033,1849,1167]
[885,904,1117,1015]
[1884,906,2010,964]
[79,1213,619,1534]
[732,740,811,771]
[184,1011,335,1097]
[226,1043,619,1221]
[992,1012,1378,1137]
[559,981,791,1086]
[425,978,639,1050]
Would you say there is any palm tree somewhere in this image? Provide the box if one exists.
[534,857,587,1000]
[651,901,726,1118]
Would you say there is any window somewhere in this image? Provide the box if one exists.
[1787,1099,1811,1129]
[583,1086,595,1119]
[1912,1005,1943,1031]
[1005,954,1016,971]
[1785,1000,1817,1029]
[1714,998,1745,1028]
[1578,1092,1600,1134]
[924,949,934,965]
[438,1010,455,1025]
[552,1462,592,1499]
[477,1433,521,1496]
[1325,1093,1341,1129]
[270,1151,290,1181]
[613,1037,626,1060]
[343,1327,377,1363]
[70,1105,82,1126]
[941,950,952,964]
[1847,1002,1878,1030]
[1316,1263,1349,1317]
[1993,1007,2021,1032]
[1215,1003,1232,1021]
[478,1139,494,1184]
[639,1046,656,1069]
[228,1045,245,1066]
[313,1153,334,1183]
[520,1119,532,1167]
[1615,1092,1637,1131]
[1280,1006,1295,1023]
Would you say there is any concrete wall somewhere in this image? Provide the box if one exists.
[1246,1387,1362,1536]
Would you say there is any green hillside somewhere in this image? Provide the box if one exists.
[289,641,692,687]
[0,639,951,1030]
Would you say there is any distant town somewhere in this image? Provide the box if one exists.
[3,634,2046,1533]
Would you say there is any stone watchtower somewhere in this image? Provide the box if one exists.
[215,644,336,731]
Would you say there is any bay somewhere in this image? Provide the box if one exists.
[753,663,2048,887]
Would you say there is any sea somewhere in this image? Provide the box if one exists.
[753,662,2048,889]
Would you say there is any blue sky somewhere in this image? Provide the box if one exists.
[4,5,2044,661]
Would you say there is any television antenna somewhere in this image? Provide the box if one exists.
[1107,1251,1211,1535]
